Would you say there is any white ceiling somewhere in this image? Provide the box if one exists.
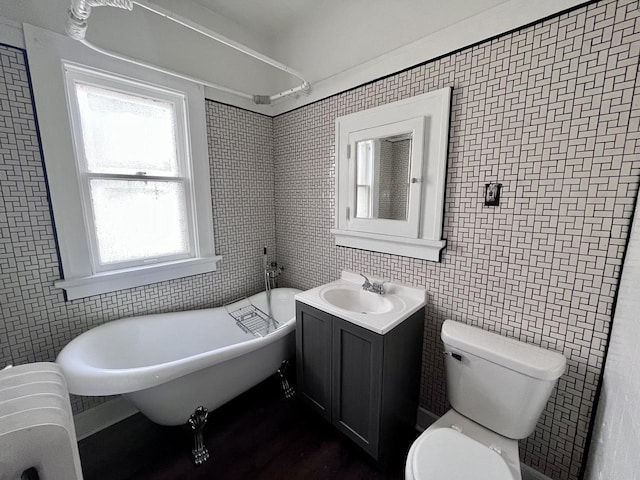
[193,0,513,82]
[192,0,316,42]
[188,0,590,114]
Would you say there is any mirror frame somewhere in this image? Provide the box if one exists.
[331,87,451,261]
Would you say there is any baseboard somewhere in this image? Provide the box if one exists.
[416,406,439,431]
[520,463,555,480]
[73,396,138,440]
[416,407,554,480]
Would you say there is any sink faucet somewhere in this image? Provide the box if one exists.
[359,273,386,295]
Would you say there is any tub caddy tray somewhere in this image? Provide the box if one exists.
[225,299,280,337]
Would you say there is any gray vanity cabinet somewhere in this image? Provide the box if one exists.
[295,304,332,420]
[295,301,424,463]
[331,316,383,456]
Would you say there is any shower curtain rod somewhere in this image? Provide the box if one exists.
[65,0,311,105]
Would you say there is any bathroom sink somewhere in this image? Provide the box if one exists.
[296,271,426,334]
[320,285,397,314]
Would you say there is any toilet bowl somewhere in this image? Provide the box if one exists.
[405,410,520,480]
[405,320,566,480]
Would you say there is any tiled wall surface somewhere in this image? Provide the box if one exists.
[273,1,640,479]
[0,46,276,413]
[584,191,640,479]
[378,138,410,220]
[390,139,410,219]
[378,139,395,218]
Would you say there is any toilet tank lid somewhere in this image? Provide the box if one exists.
[441,320,566,381]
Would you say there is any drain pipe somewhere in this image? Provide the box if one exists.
[65,0,311,104]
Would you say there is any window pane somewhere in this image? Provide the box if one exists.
[356,140,373,185]
[76,83,180,176]
[356,185,370,218]
[89,179,190,265]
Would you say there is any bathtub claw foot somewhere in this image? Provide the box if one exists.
[277,360,295,399]
[188,406,210,465]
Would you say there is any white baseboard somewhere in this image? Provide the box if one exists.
[416,407,553,480]
[73,396,138,441]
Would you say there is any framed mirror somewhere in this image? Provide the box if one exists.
[347,117,424,238]
[354,133,412,221]
[332,88,451,261]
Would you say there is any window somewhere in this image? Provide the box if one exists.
[66,69,196,272]
[43,64,221,299]
[24,27,220,300]
[355,140,379,218]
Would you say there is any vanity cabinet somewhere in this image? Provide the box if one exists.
[295,301,424,463]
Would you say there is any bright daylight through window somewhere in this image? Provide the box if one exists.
[72,81,193,270]
[41,62,221,300]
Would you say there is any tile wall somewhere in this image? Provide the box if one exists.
[0,46,276,413]
[377,138,410,220]
[273,1,640,479]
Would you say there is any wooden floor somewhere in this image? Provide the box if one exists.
[78,378,412,480]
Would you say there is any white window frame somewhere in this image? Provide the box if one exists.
[65,66,199,273]
[24,25,221,300]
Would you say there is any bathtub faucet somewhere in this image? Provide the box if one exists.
[265,262,284,290]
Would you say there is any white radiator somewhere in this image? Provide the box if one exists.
[0,362,83,480]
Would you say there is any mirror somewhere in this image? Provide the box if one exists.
[355,133,412,221]
[332,87,451,262]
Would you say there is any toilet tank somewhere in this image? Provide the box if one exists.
[441,320,566,440]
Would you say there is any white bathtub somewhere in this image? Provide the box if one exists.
[56,288,301,426]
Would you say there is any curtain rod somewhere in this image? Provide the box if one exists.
[65,0,311,105]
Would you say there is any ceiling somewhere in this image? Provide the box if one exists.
[192,0,513,81]
[191,0,316,42]
[158,0,590,112]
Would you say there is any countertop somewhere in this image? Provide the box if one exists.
[294,271,426,334]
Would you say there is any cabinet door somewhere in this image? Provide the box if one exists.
[331,317,383,458]
[296,302,332,420]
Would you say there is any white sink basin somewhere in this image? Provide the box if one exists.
[296,271,426,334]
[320,285,400,314]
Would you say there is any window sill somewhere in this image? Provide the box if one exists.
[54,256,223,300]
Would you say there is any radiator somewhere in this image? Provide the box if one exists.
[0,362,83,480]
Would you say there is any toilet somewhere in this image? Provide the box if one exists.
[406,320,566,480]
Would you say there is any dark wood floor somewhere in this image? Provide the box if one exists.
[78,378,412,479]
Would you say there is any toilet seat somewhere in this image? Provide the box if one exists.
[408,427,515,480]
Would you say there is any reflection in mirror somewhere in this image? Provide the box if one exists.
[355,133,412,220]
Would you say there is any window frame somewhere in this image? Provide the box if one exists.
[23,25,221,300]
[64,66,199,273]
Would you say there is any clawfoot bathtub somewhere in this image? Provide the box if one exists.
[56,288,301,427]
